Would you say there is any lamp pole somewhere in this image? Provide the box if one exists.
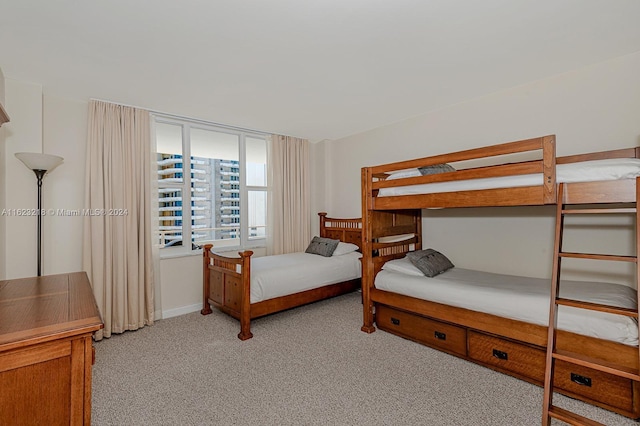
[15,153,64,277]
[34,169,46,276]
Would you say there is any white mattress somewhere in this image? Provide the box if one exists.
[379,158,640,197]
[250,251,362,303]
[375,265,639,346]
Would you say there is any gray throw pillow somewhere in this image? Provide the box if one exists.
[305,236,339,257]
[418,163,455,175]
[406,249,454,277]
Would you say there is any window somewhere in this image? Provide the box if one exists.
[155,116,268,255]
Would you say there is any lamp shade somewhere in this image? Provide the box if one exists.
[15,152,64,173]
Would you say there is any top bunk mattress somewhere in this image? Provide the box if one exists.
[378,158,640,197]
[375,258,638,346]
[250,251,362,304]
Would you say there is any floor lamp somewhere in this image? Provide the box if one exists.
[15,152,64,277]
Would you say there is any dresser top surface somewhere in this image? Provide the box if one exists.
[0,272,103,350]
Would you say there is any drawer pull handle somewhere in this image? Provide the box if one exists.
[434,331,446,341]
[492,349,508,360]
[571,373,592,387]
[391,317,400,326]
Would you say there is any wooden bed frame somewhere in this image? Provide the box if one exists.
[201,212,362,340]
[360,135,640,418]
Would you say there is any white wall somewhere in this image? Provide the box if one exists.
[325,51,640,286]
[159,255,202,318]
[4,79,43,279]
[2,80,87,279]
[309,139,330,235]
[0,68,5,102]
[42,95,88,274]
[0,67,6,279]
[0,127,4,279]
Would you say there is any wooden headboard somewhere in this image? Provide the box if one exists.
[318,212,363,251]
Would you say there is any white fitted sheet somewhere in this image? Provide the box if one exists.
[379,158,640,197]
[375,266,638,346]
[250,251,362,303]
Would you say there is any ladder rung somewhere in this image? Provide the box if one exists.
[553,349,640,381]
[562,208,636,215]
[548,406,605,426]
[559,252,637,262]
[555,297,639,318]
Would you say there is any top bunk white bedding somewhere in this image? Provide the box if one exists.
[375,258,638,346]
[378,158,640,197]
[250,252,362,304]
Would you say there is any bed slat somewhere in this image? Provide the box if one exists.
[369,135,551,175]
[373,186,549,210]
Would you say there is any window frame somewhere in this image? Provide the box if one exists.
[153,114,268,258]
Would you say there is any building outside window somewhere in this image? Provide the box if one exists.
[155,116,267,256]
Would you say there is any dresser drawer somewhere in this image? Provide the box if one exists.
[468,331,546,382]
[554,360,634,412]
[376,305,466,356]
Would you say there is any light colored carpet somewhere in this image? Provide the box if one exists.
[92,292,638,425]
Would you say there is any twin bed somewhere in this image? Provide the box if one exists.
[201,212,362,340]
[376,260,638,346]
[360,135,640,419]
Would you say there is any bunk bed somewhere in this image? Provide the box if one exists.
[202,212,362,340]
[360,135,640,419]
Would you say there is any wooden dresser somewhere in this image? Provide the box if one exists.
[0,272,103,425]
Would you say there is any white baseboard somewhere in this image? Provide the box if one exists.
[161,303,201,319]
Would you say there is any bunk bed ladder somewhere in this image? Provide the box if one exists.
[542,183,640,426]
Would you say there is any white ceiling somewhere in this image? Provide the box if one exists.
[1,0,640,141]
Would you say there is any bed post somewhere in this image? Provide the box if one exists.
[361,167,376,333]
[201,244,213,315]
[542,135,556,204]
[318,212,327,236]
[636,177,640,373]
[238,250,254,341]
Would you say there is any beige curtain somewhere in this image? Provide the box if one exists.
[267,135,310,255]
[83,100,155,340]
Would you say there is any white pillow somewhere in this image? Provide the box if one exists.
[557,158,640,183]
[380,257,424,276]
[332,242,360,256]
[377,233,415,243]
[386,168,421,180]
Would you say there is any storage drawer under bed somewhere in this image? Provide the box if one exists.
[468,330,634,413]
[375,305,466,356]
[468,330,546,382]
[374,305,636,415]
[554,359,634,413]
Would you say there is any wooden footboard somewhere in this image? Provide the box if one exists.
[201,244,254,340]
[361,209,422,333]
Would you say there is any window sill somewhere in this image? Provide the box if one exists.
[159,250,202,260]
[159,244,266,260]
